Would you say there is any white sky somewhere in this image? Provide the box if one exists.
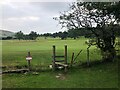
[0,1,71,34]
[0,0,118,34]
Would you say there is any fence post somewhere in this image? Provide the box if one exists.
[27,52,31,71]
[52,45,56,71]
[70,52,74,67]
[65,45,67,64]
[87,46,90,66]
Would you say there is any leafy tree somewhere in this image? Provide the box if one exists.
[114,25,120,37]
[15,31,24,40]
[23,35,30,40]
[60,31,68,40]
[29,31,38,40]
[57,32,63,39]
[106,2,120,22]
[68,29,80,39]
[68,28,94,39]
[52,33,57,38]
[2,36,13,40]
[54,2,120,61]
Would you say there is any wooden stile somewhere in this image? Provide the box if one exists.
[52,45,68,72]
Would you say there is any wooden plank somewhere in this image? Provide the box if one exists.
[55,56,64,58]
[73,50,82,62]
[55,60,65,62]
[55,62,68,67]
[2,69,29,74]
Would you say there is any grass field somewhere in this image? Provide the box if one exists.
[1,37,119,88]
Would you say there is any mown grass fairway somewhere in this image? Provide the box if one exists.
[2,38,118,88]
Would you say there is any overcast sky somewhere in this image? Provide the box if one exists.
[1,1,70,34]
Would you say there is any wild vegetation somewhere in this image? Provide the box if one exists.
[2,37,119,88]
[54,2,120,61]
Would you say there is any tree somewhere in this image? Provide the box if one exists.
[29,31,38,40]
[60,31,68,40]
[106,2,120,22]
[68,28,94,39]
[68,29,80,39]
[114,24,120,37]
[15,31,24,40]
[52,33,57,38]
[23,35,30,40]
[54,2,120,61]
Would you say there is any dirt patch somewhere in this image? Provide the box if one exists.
[55,73,66,80]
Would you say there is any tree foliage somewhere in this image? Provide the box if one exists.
[54,2,120,60]
[15,31,38,40]
[15,31,24,40]
[29,31,38,40]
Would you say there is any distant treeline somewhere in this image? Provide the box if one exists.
[1,31,38,40]
[2,36,14,40]
[15,31,39,40]
[2,28,94,40]
[40,26,120,40]
[2,25,120,40]
[40,28,95,40]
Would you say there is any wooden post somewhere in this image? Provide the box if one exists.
[52,45,56,71]
[64,45,67,64]
[28,60,31,71]
[87,46,90,66]
[27,52,31,71]
[70,52,74,67]
[64,45,67,72]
